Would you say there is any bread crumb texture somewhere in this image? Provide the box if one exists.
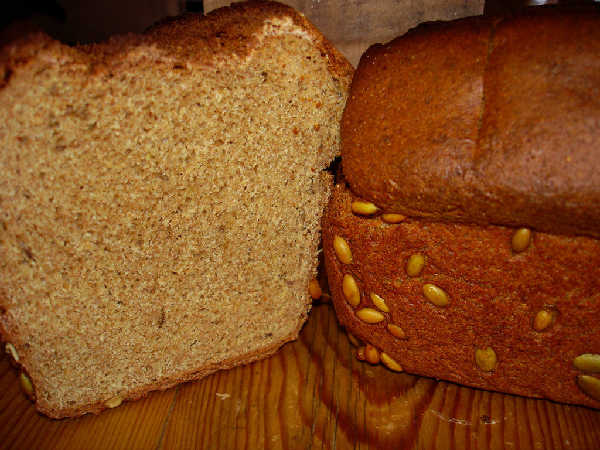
[0,1,351,417]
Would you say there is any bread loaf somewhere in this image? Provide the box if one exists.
[0,0,352,418]
[324,7,600,408]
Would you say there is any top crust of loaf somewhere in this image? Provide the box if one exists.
[341,6,600,238]
[0,1,353,88]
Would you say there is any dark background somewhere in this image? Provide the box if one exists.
[3,0,597,46]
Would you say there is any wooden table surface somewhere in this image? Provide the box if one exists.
[2,302,600,450]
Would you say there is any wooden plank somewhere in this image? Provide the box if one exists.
[203,0,484,66]
[1,304,599,449]
[158,303,600,449]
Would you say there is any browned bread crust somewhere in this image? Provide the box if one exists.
[341,7,600,238]
[323,182,600,408]
[0,1,352,418]
[1,1,353,87]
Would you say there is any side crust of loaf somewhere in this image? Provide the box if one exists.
[0,1,353,418]
[323,182,600,408]
[341,7,600,237]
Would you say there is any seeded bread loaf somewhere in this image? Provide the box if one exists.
[0,0,352,418]
[324,182,600,408]
[323,7,600,409]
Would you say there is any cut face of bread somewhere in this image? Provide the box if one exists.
[0,1,352,418]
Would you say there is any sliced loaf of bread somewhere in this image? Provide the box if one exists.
[0,0,352,418]
[323,8,600,408]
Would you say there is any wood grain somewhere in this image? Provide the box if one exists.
[1,303,599,449]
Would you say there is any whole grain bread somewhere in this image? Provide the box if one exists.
[324,182,600,408]
[341,7,600,238]
[324,7,600,408]
[0,0,352,418]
